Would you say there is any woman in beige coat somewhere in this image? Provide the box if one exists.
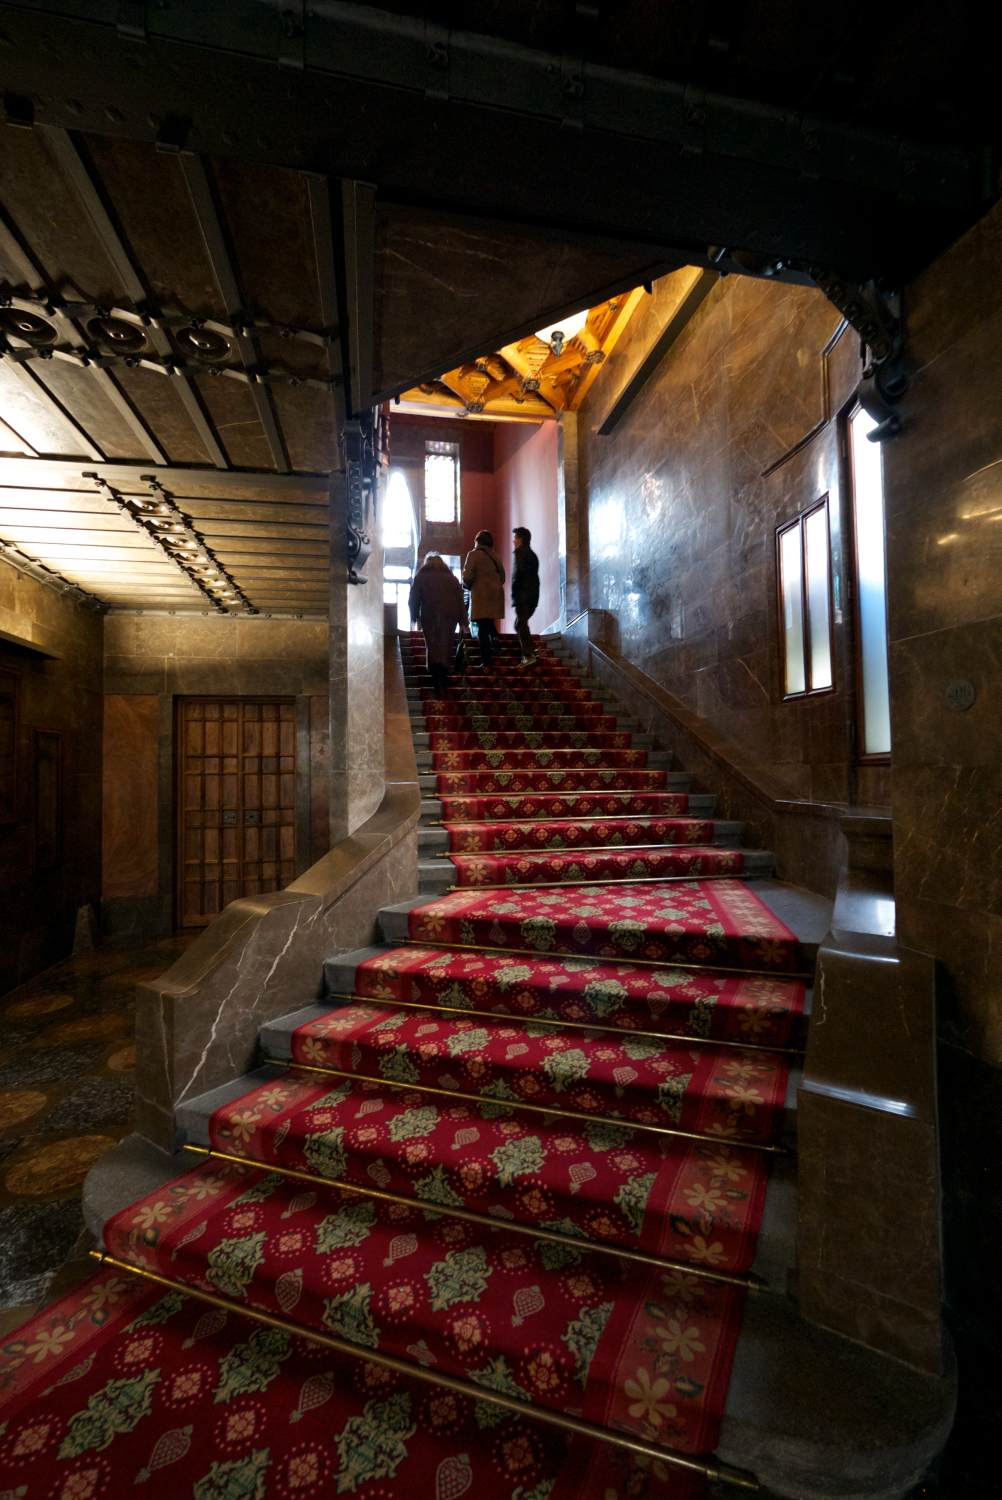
[461,530,505,668]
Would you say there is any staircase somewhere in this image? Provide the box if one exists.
[0,633,948,1499]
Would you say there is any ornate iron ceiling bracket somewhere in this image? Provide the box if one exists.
[809,271,907,440]
[341,411,387,585]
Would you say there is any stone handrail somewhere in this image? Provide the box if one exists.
[798,817,945,1375]
[133,638,420,1150]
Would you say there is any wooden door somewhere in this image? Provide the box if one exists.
[177,698,297,927]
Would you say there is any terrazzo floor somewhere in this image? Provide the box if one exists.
[0,933,191,1336]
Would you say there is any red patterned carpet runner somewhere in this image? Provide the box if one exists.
[0,633,806,1497]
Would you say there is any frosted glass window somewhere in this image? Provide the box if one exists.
[779,523,806,695]
[383,470,415,549]
[849,409,892,755]
[778,498,833,698]
[804,506,833,691]
[424,442,460,525]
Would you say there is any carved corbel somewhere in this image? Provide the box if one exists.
[342,414,382,584]
[809,270,908,440]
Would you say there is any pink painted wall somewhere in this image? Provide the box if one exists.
[388,414,500,563]
[493,421,561,632]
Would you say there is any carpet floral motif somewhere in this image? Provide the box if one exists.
[0,634,806,1496]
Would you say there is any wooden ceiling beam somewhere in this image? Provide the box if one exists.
[0,3,983,284]
[567,287,647,411]
[38,125,229,470]
[179,155,289,472]
[0,210,168,464]
[0,457,331,497]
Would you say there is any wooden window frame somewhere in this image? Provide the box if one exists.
[422,440,461,529]
[841,402,892,765]
[776,494,836,701]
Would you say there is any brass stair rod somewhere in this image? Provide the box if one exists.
[261,1056,788,1155]
[399,937,814,983]
[181,1143,768,1292]
[88,1248,759,1491]
[323,990,805,1057]
[445,872,752,892]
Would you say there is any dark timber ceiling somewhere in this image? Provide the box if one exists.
[0,1,994,282]
[0,127,337,613]
[0,1,997,613]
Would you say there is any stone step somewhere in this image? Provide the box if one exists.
[420,768,690,795]
[377,879,831,965]
[415,747,672,771]
[256,996,794,1145]
[412,728,655,749]
[417,817,744,853]
[84,1124,951,1500]
[320,943,809,1050]
[416,846,774,895]
[176,1054,787,1279]
[419,790,717,822]
[406,690,618,712]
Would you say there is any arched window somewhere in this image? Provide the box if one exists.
[382,469,415,551]
[383,470,417,629]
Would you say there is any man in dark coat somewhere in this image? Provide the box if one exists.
[408,555,468,692]
[511,526,540,665]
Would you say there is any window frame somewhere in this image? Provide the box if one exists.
[842,402,892,764]
[422,440,461,528]
[775,494,836,701]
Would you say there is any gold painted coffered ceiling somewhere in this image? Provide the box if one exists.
[395,289,646,422]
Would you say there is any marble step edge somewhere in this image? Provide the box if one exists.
[320,946,813,1051]
[403,662,597,689]
[419,770,692,794]
[378,881,832,961]
[417,819,745,852]
[406,693,623,715]
[414,848,775,896]
[84,1130,955,1500]
[411,729,656,748]
[166,1031,798,1294]
[419,792,719,821]
[415,748,673,772]
[403,666,593,690]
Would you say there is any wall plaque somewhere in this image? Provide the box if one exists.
[946,678,976,712]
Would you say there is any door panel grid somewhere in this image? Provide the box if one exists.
[177,698,297,926]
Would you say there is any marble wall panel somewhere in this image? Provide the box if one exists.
[577,272,873,811]
[568,622,848,897]
[0,559,104,994]
[882,195,1002,1364]
[101,612,332,934]
[493,421,561,632]
[102,695,158,901]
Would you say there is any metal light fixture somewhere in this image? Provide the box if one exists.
[534,307,589,357]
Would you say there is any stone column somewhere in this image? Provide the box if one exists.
[329,465,386,843]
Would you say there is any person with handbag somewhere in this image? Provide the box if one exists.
[408,554,469,693]
[461,530,505,668]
